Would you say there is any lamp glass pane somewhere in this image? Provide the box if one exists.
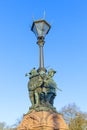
[33,23,38,37]
[35,22,44,37]
[43,23,50,35]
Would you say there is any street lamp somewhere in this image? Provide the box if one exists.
[31,19,51,72]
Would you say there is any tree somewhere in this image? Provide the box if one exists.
[0,122,11,130]
[0,116,22,130]
[60,103,87,130]
[0,122,6,130]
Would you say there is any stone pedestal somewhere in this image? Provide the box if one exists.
[17,110,68,130]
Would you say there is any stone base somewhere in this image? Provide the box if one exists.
[17,110,68,130]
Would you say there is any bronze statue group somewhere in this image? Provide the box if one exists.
[25,68,61,112]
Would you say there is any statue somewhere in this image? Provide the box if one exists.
[26,68,60,111]
[43,69,57,105]
[26,68,43,108]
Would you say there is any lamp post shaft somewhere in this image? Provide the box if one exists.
[39,44,44,68]
[37,37,46,72]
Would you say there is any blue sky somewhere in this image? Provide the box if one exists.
[0,0,87,126]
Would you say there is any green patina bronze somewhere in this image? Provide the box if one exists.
[26,68,61,113]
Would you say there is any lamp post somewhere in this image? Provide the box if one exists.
[31,19,51,72]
